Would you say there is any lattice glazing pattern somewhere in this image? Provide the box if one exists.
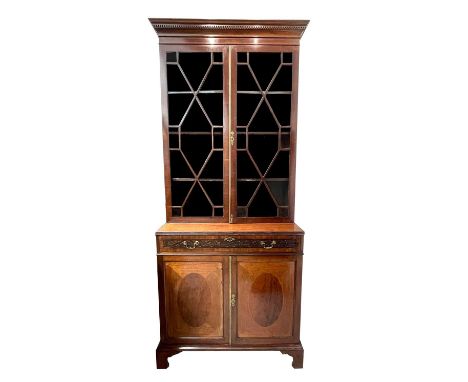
[167,52,224,217]
[236,52,293,218]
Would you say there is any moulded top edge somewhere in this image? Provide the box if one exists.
[148,18,309,38]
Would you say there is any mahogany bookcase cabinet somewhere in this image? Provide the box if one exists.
[149,18,309,369]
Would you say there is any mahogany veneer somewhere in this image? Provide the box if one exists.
[150,18,308,369]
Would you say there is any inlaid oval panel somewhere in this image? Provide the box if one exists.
[249,273,283,327]
[177,273,211,327]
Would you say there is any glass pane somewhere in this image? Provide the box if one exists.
[237,94,261,126]
[166,51,224,217]
[180,134,212,173]
[237,65,259,91]
[178,52,211,89]
[166,52,177,62]
[280,133,290,149]
[283,52,293,63]
[237,133,246,149]
[168,133,179,149]
[180,101,211,132]
[237,52,247,63]
[198,93,223,126]
[169,151,193,178]
[213,52,223,63]
[167,64,190,91]
[201,64,223,90]
[248,183,277,217]
[237,151,260,179]
[236,51,293,218]
[248,100,280,132]
[183,183,212,216]
[171,180,194,206]
[168,94,193,126]
[249,135,278,174]
[248,52,281,90]
[266,180,289,206]
[201,181,224,206]
[237,181,259,205]
[266,94,291,126]
[266,151,290,178]
[200,151,223,179]
[213,133,223,149]
[269,66,292,91]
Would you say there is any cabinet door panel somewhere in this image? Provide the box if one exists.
[162,256,227,342]
[161,46,229,222]
[232,47,299,222]
[233,256,298,343]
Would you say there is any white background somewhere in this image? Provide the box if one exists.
[1,0,467,381]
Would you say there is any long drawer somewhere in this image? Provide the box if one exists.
[157,234,303,254]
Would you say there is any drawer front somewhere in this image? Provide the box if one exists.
[157,235,302,254]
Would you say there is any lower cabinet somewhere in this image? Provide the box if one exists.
[157,254,303,367]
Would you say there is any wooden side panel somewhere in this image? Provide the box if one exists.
[163,256,226,341]
[234,256,296,341]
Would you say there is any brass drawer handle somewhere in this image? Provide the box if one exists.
[182,240,199,249]
[260,240,276,249]
[224,237,235,242]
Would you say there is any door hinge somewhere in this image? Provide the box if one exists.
[229,214,233,223]
[230,130,234,147]
[231,293,236,307]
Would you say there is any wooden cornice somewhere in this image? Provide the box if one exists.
[149,18,309,39]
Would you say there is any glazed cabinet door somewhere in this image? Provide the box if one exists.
[231,46,299,222]
[232,255,302,344]
[161,46,229,222]
[159,255,229,344]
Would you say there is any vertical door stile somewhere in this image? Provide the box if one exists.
[228,45,233,223]
[230,255,238,344]
[228,255,232,344]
